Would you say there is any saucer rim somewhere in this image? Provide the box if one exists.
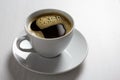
[12,29,88,75]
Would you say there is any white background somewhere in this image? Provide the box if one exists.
[0,0,120,80]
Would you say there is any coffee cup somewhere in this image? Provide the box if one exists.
[16,9,74,58]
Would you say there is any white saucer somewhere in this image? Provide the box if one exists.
[12,29,88,75]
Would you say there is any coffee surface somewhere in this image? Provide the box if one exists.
[28,14,72,38]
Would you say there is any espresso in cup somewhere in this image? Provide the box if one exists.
[28,13,72,38]
[17,9,74,58]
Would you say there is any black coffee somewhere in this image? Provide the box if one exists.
[29,14,72,38]
[31,20,66,38]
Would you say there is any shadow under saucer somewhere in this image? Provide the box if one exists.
[7,52,85,80]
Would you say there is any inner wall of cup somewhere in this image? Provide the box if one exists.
[26,9,74,30]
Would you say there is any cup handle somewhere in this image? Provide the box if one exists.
[16,35,33,52]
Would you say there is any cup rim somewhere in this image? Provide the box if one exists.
[25,9,74,40]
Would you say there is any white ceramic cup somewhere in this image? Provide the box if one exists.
[16,9,74,58]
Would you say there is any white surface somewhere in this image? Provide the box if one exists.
[0,0,120,80]
[12,29,88,74]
